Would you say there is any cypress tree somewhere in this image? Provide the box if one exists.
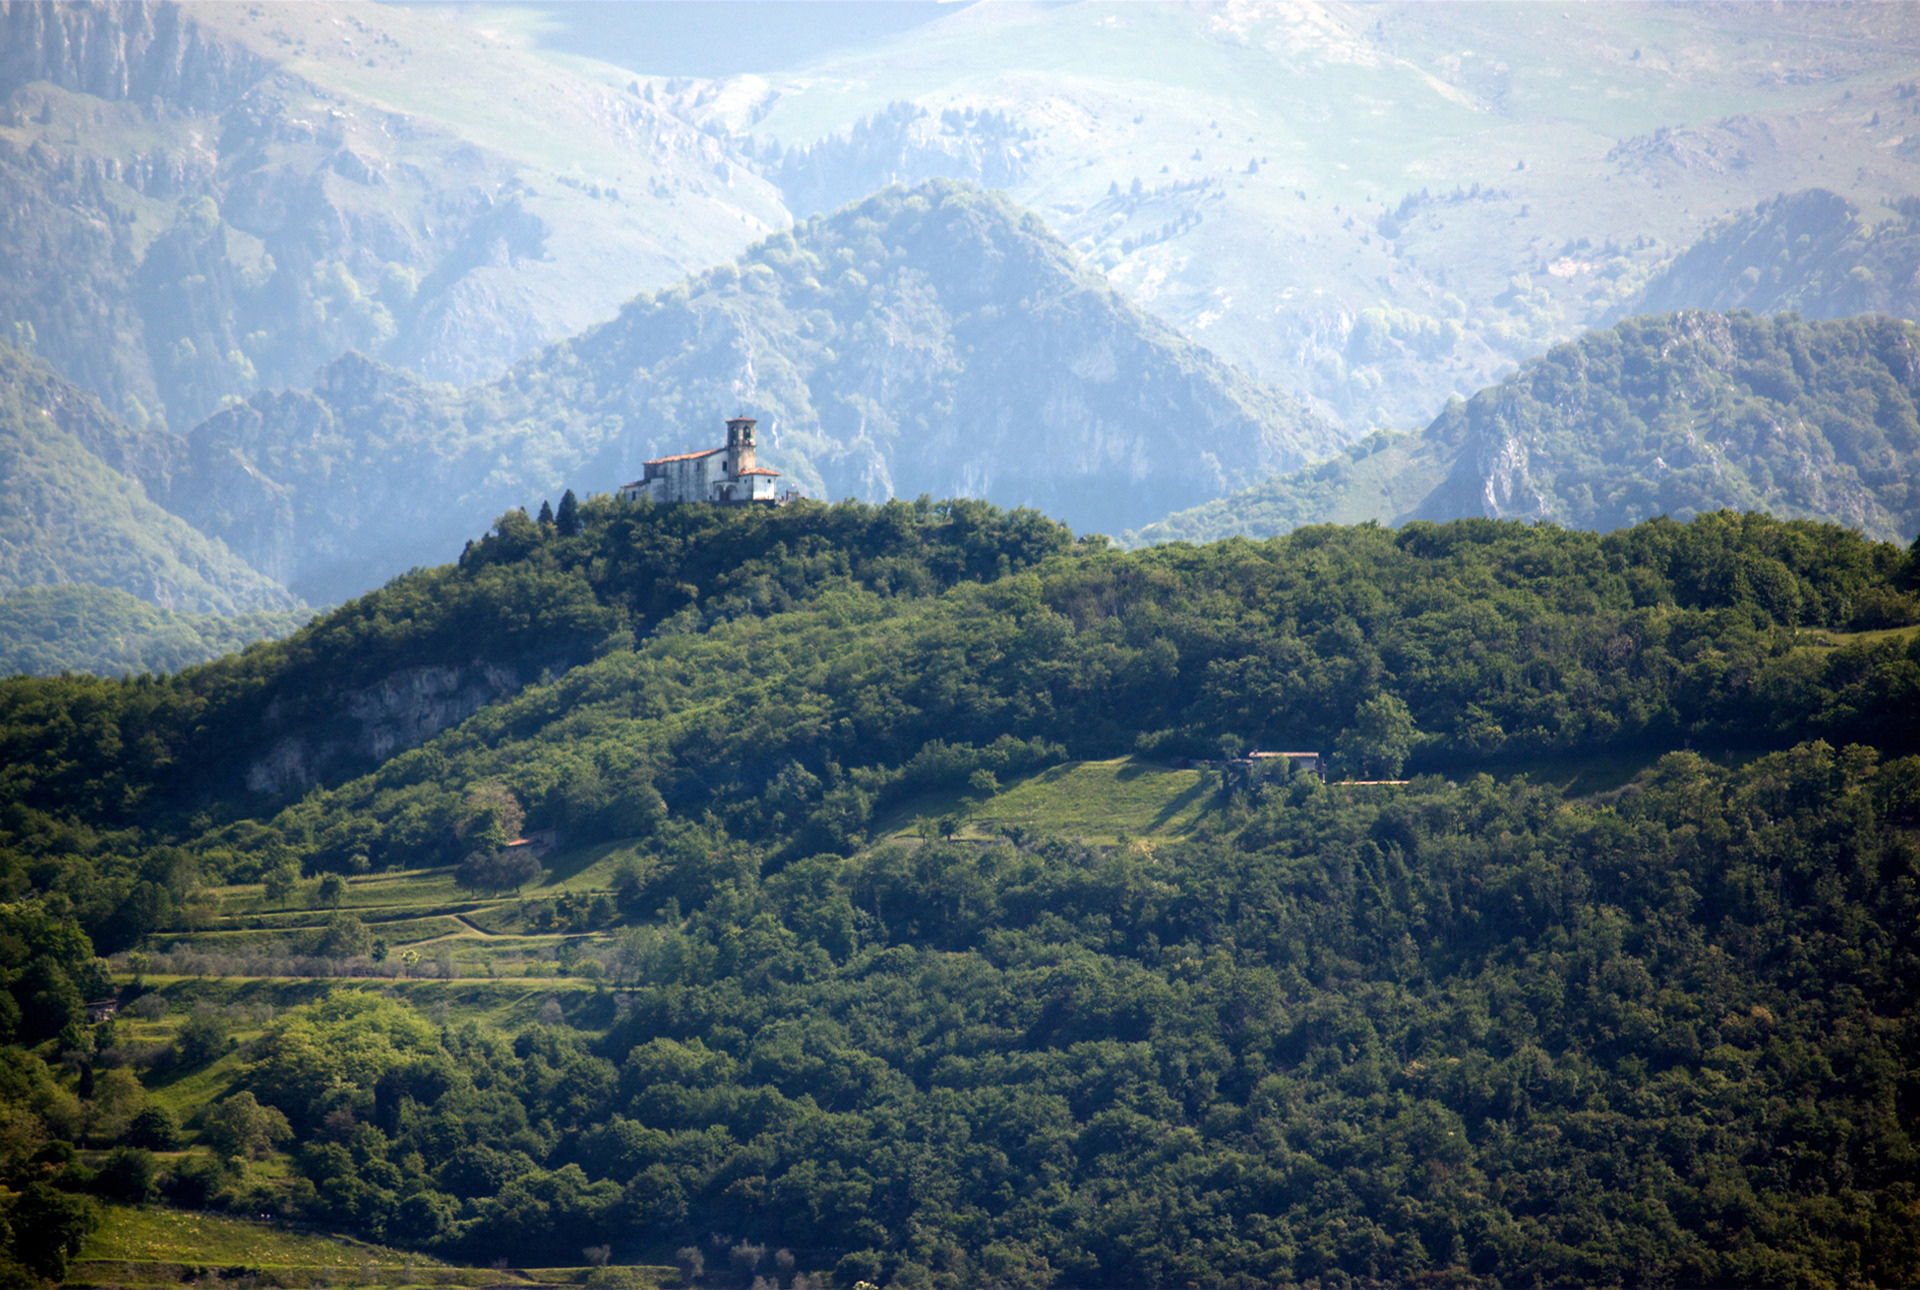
[537,499,555,526]
[556,488,581,536]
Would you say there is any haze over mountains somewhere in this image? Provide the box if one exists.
[10,183,1335,608]
[5,0,1920,668]
[1131,309,1920,547]
[672,1,1920,428]
[5,8,1920,1282]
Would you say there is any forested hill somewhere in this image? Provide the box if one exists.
[0,584,316,678]
[1619,188,1920,325]
[1,500,1918,1285]
[0,342,298,614]
[1130,309,1920,547]
[153,181,1337,606]
[4,497,1915,942]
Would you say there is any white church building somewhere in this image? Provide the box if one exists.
[618,416,784,506]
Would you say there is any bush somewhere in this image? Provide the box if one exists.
[454,848,543,895]
[95,1146,157,1200]
[172,1004,231,1066]
[9,1183,98,1279]
[123,1104,179,1150]
[202,1092,292,1161]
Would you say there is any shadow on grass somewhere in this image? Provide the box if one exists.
[1148,776,1213,831]
[537,840,639,889]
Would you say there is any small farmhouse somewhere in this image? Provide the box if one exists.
[618,416,783,506]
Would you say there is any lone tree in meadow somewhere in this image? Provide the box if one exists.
[262,860,301,907]
[455,848,543,896]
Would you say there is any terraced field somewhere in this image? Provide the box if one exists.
[75,1206,673,1290]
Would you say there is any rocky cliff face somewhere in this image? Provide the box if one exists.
[0,0,270,112]
[1132,310,1920,547]
[246,660,521,795]
[0,0,784,434]
[1410,310,1920,540]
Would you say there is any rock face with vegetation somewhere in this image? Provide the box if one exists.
[0,502,1917,1284]
[1131,310,1920,547]
[1621,188,1920,325]
[0,343,298,614]
[155,182,1338,604]
[0,0,785,431]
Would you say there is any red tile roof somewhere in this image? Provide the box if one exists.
[644,447,725,465]
[739,467,781,476]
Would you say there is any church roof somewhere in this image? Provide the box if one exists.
[644,447,725,465]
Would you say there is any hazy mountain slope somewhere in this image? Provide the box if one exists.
[0,343,298,613]
[638,1,1920,432]
[0,583,313,677]
[13,1,1920,442]
[1129,311,1920,546]
[1621,189,1920,325]
[165,181,1341,605]
[0,0,784,429]
[1125,426,1452,547]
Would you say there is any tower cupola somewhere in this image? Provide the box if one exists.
[725,416,757,475]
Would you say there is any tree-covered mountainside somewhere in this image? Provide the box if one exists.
[1620,189,1920,325]
[0,343,298,614]
[155,182,1339,605]
[0,584,315,679]
[4,498,1915,943]
[0,501,1917,1285]
[0,0,785,430]
[1130,310,1920,548]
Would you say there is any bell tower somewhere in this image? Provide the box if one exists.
[725,417,757,476]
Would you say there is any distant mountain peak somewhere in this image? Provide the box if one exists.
[1131,309,1920,548]
[1619,188,1920,325]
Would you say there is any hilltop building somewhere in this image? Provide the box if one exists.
[618,416,784,506]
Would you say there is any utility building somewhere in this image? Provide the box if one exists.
[618,416,784,506]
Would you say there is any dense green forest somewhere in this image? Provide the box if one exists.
[0,584,315,679]
[1,499,1918,1285]
[1133,310,1920,548]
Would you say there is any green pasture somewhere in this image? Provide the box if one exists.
[74,1204,677,1288]
[881,756,1219,845]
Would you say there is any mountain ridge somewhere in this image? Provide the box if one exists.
[1617,188,1920,326]
[1129,309,1920,548]
[0,0,787,431]
[150,181,1341,604]
[0,341,298,614]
